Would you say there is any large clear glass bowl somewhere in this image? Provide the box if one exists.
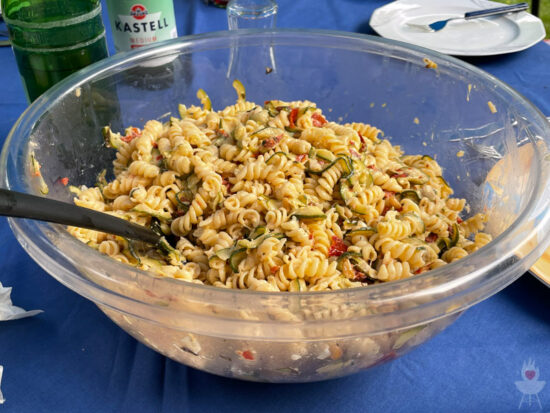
[2,30,550,383]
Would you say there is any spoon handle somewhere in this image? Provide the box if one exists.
[0,188,162,245]
[464,3,529,20]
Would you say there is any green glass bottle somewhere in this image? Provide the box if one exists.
[1,0,109,102]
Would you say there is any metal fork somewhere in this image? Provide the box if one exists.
[408,2,529,32]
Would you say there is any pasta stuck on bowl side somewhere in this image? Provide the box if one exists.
[68,81,491,292]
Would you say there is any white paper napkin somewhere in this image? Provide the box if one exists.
[0,365,4,404]
[0,282,42,321]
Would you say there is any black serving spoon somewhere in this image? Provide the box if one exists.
[0,188,163,245]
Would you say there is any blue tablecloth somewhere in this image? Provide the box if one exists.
[1,1,550,412]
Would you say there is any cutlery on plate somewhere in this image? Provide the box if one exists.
[408,2,529,32]
[0,188,164,245]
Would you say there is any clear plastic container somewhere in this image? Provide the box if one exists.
[2,30,550,382]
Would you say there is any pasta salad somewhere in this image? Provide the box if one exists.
[69,81,491,292]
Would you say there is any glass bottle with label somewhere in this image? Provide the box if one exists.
[1,0,109,102]
[105,0,178,53]
[105,0,180,91]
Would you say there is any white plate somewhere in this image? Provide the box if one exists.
[370,0,546,56]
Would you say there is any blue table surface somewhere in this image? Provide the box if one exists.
[1,1,550,412]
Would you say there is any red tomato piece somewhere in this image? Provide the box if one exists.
[222,177,232,192]
[289,108,299,129]
[426,232,438,243]
[328,236,348,257]
[358,132,367,152]
[262,134,283,149]
[414,266,429,275]
[311,112,327,127]
[349,148,360,159]
[121,127,141,143]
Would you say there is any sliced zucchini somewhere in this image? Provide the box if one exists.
[350,205,370,215]
[258,195,280,211]
[300,106,317,116]
[237,232,285,249]
[249,226,267,240]
[95,169,108,191]
[345,227,377,238]
[266,151,291,164]
[342,218,360,230]
[297,194,308,206]
[400,189,421,204]
[250,126,273,136]
[102,126,122,149]
[352,160,373,187]
[289,279,303,292]
[336,251,362,270]
[175,190,191,210]
[186,174,201,192]
[307,156,353,179]
[210,247,233,262]
[291,206,326,220]
[232,79,246,101]
[196,88,212,111]
[407,168,429,185]
[132,204,172,221]
[393,326,426,350]
[336,252,375,281]
[68,185,81,195]
[449,222,459,247]
[435,175,450,188]
[402,212,425,234]
[314,148,335,162]
[126,239,142,265]
[435,176,452,193]
[353,258,375,277]
[437,237,451,256]
[229,248,247,273]
[264,100,280,117]
[157,236,180,258]
[422,154,434,161]
[285,126,301,133]
[339,156,354,179]
[29,152,49,195]
[339,183,352,203]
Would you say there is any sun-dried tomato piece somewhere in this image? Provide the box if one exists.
[426,232,438,243]
[328,236,348,257]
[311,112,327,127]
